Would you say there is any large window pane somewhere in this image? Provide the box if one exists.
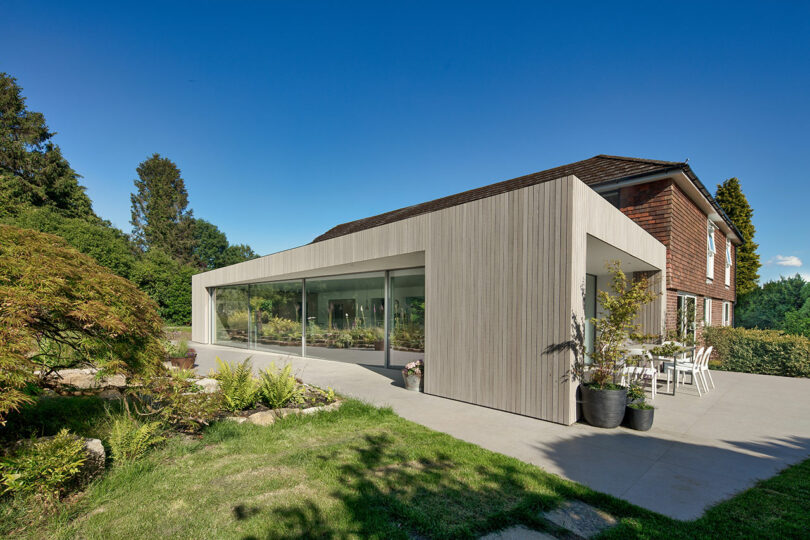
[214,285,249,348]
[389,268,425,367]
[249,281,303,355]
[305,272,385,365]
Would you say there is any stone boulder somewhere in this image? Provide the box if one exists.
[247,410,277,426]
[80,438,106,484]
[195,378,220,394]
[46,368,126,389]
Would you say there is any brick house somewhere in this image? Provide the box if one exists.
[192,154,739,424]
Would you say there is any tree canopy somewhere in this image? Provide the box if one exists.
[715,177,760,295]
[736,274,810,337]
[0,73,96,220]
[130,153,194,261]
[0,225,165,423]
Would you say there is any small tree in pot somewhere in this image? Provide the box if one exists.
[624,381,654,431]
[581,262,657,428]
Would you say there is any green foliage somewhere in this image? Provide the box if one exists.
[164,340,190,358]
[0,429,86,499]
[0,226,165,424]
[715,177,760,295]
[258,363,303,409]
[217,243,258,267]
[191,218,229,269]
[130,153,194,261]
[586,262,657,388]
[704,326,810,378]
[2,206,137,278]
[0,73,96,220]
[128,372,223,432]
[736,275,808,332]
[0,396,112,444]
[214,357,258,411]
[106,413,165,464]
[130,248,198,325]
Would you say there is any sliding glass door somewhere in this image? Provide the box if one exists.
[388,268,425,368]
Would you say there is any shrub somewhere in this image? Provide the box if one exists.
[127,372,223,432]
[106,413,165,464]
[258,363,302,409]
[0,429,86,499]
[704,326,810,378]
[214,357,258,411]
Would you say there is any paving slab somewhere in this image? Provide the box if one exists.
[192,343,810,520]
[479,525,555,539]
[542,500,617,538]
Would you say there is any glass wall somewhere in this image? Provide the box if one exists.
[305,272,386,366]
[249,280,303,355]
[211,268,425,368]
[214,285,250,348]
[388,268,425,367]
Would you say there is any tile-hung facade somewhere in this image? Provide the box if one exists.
[192,155,739,425]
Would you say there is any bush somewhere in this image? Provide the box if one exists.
[0,429,86,499]
[214,357,258,411]
[258,363,302,409]
[127,372,223,433]
[106,413,165,464]
[704,326,810,378]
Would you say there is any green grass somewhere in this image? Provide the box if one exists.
[1,398,808,539]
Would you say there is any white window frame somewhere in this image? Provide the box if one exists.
[707,220,716,280]
[725,238,732,287]
[704,298,712,327]
[722,301,731,326]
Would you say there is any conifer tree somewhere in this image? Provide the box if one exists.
[715,177,760,295]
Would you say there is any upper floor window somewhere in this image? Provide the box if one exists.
[707,220,716,280]
[725,238,732,287]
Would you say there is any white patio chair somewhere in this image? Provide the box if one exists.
[699,346,715,390]
[621,352,659,399]
[665,347,705,396]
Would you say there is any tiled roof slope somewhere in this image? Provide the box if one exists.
[312,155,737,243]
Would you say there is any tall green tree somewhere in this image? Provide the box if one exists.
[130,153,194,261]
[0,73,95,219]
[715,177,760,295]
[735,274,806,330]
[191,218,258,270]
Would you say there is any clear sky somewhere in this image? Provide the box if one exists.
[2,1,808,283]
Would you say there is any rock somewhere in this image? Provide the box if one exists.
[300,401,341,415]
[80,438,106,484]
[46,368,126,389]
[480,525,555,540]
[225,416,247,424]
[273,408,299,419]
[97,388,124,400]
[541,500,617,538]
[195,378,220,394]
[247,410,277,426]
[40,388,58,397]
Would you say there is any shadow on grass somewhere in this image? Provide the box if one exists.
[0,395,119,444]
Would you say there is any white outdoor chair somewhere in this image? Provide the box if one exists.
[621,352,659,399]
[665,346,705,396]
[699,346,715,390]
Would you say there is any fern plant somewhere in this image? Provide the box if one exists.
[258,363,302,409]
[215,357,259,411]
[107,414,166,464]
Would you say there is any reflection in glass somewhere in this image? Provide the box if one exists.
[214,285,249,348]
[305,273,385,365]
[389,268,425,367]
[249,281,302,355]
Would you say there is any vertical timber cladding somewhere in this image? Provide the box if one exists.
[425,176,579,424]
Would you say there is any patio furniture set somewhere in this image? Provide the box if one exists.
[622,344,716,399]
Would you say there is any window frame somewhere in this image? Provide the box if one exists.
[706,220,716,280]
[725,238,732,287]
[722,301,731,326]
[704,297,712,327]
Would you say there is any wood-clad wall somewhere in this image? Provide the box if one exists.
[192,175,666,425]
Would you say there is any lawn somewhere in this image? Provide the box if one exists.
[2,398,808,539]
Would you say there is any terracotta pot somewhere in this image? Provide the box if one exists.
[169,354,196,370]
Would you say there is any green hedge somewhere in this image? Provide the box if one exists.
[704,326,810,378]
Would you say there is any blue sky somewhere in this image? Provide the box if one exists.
[2,1,808,283]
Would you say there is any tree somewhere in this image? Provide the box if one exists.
[191,218,229,270]
[0,73,95,219]
[218,243,258,267]
[715,177,760,295]
[130,249,198,325]
[735,275,807,330]
[130,154,194,261]
[0,225,165,423]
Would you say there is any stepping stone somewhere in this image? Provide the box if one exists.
[479,526,555,539]
[542,500,617,538]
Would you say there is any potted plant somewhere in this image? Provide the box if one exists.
[402,359,424,391]
[624,382,654,431]
[167,340,197,370]
[580,262,657,428]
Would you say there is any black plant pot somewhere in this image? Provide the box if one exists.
[581,385,627,428]
[624,406,654,431]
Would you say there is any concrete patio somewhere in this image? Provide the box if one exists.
[191,342,810,520]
